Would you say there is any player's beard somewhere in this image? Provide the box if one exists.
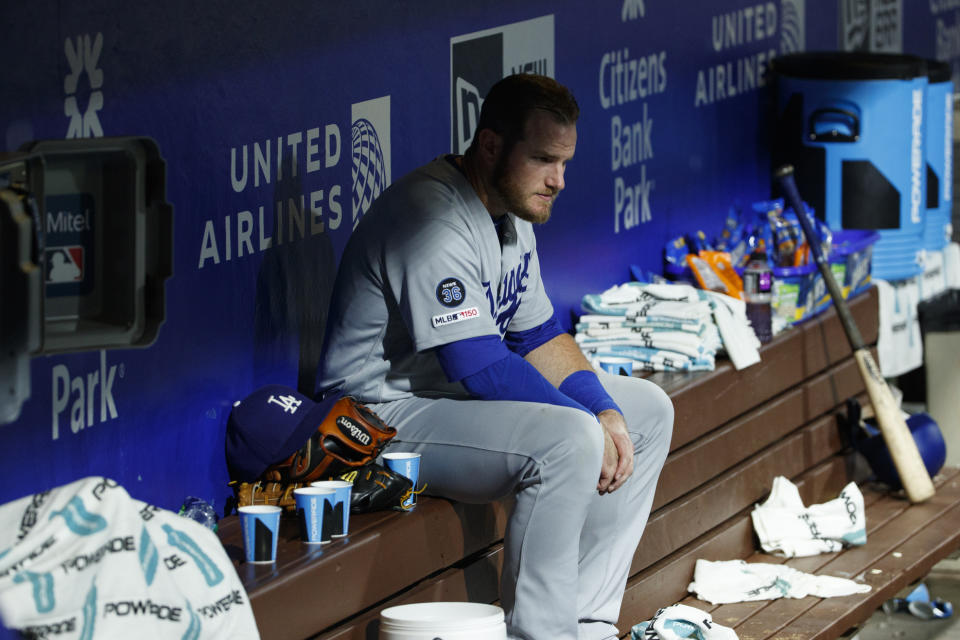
[491,153,557,225]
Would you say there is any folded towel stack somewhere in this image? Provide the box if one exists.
[578,282,761,372]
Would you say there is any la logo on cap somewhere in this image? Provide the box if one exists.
[268,394,302,414]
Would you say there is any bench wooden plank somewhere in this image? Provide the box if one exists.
[616,457,852,633]
[622,468,960,639]
[653,355,868,511]
[633,406,848,575]
[651,288,877,452]
[665,467,960,640]
[704,478,916,634]
[666,485,893,635]
[738,468,960,640]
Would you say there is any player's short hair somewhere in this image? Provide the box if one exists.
[470,74,579,151]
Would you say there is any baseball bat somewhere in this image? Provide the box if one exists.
[774,165,935,503]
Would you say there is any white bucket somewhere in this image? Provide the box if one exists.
[379,602,507,640]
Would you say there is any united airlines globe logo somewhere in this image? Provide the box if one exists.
[780,0,805,54]
[351,118,387,228]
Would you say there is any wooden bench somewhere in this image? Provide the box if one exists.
[217,286,960,639]
[672,467,960,640]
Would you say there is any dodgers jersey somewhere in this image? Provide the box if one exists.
[318,156,554,402]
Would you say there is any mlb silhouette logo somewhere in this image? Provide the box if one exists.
[46,246,84,283]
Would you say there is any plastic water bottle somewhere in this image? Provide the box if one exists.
[742,248,773,344]
[178,496,219,531]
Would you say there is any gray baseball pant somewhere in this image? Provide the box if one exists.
[370,372,673,640]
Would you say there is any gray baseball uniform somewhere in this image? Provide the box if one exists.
[318,156,673,640]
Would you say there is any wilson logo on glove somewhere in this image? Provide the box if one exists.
[337,416,372,446]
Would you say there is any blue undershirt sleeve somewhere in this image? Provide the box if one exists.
[504,316,567,357]
[434,336,591,415]
[433,335,509,381]
[558,370,622,416]
[504,318,623,417]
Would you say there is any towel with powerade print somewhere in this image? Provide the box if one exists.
[577,281,760,371]
[631,603,738,639]
[688,559,871,605]
[751,476,867,558]
[0,477,259,638]
[580,345,716,372]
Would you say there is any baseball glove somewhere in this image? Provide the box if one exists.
[338,463,414,513]
[261,396,397,484]
[229,462,414,514]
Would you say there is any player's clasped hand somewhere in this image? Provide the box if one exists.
[597,409,634,494]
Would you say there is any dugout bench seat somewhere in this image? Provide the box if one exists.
[216,285,960,639]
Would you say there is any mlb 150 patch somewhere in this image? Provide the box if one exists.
[436,277,466,307]
[432,306,479,328]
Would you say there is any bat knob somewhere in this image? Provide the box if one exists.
[774,164,795,179]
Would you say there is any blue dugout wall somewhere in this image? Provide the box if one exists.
[1,1,956,513]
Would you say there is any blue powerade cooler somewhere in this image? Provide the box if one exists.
[771,52,928,282]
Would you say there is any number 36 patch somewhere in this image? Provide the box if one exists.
[436,277,466,308]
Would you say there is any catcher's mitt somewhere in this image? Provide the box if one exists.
[230,462,415,514]
[261,396,397,484]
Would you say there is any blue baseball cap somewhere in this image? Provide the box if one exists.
[225,385,342,482]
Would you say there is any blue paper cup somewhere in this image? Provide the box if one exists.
[238,505,282,563]
[598,356,634,376]
[309,480,353,537]
[383,452,421,510]
[294,487,335,544]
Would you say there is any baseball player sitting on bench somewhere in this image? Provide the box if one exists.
[318,74,673,640]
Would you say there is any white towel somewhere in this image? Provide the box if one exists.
[875,278,923,378]
[706,292,760,370]
[751,476,866,557]
[577,315,709,335]
[596,281,702,305]
[579,282,761,372]
[576,331,711,360]
[0,477,259,638]
[631,603,739,640]
[583,347,715,372]
[944,242,960,288]
[919,249,947,302]
[582,283,709,317]
[688,559,871,605]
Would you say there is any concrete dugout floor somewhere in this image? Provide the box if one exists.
[851,553,960,640]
